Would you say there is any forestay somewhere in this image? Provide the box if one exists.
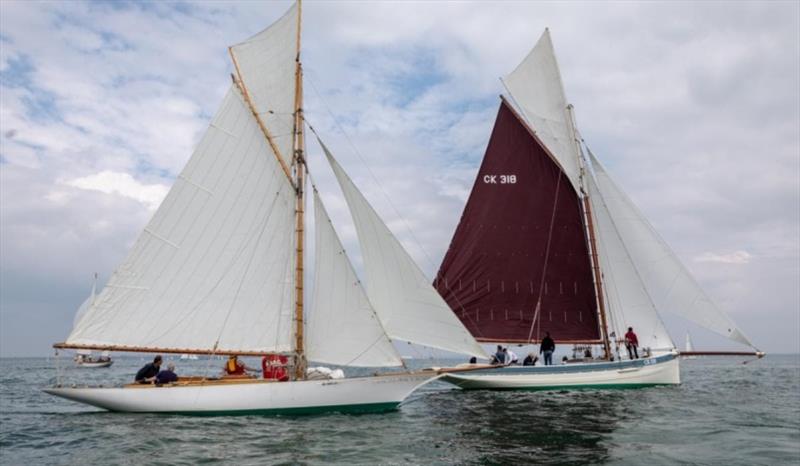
[588,150,756,349]
[66,85,297,354]
[320,139,487,359]
[586,170,673,350]
[306,189,403,367]
[229,3,298,165]
[503,29,581,192]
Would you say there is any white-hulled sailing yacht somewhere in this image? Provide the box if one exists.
[435,29,763,390]
[44,1,487,415]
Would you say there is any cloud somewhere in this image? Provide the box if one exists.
[65,170,169,210]
[694,250,753,264]
[0,0,797,356]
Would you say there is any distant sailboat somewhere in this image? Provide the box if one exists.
[45,1,486,415]
[683,333,697,359]
[435,29,763,390]
[72,274,113,368]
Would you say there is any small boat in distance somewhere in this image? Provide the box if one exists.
[435,29,763,390]
[74,350,113,368]
[683,333,698,360]
[44,1,486,415]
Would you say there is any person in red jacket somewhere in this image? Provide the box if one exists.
[624,327,639,359]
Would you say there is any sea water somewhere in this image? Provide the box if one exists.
[0,355,797,465]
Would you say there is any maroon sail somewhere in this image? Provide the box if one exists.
[435,99,600,343]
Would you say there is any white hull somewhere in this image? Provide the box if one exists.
[440,352,680,390]
[75,360,113,368]
[44,372,435,415]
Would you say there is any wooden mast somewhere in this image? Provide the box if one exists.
[566,103,613,360]
[292,0,306,380]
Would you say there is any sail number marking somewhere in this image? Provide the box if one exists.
[483,174,517,184]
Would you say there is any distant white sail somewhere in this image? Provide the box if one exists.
[306,189,403,367]
[72,273,97,329]
[503,29,581,192]
[587,150,756,349]
[230,3,298,165]
[67,85,297,353]
[586,173,674,350]
[320,139,488,359]
[685,333,694,352]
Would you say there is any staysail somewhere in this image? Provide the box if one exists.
[65,84,297,354]
[320,139,487,359]
[435,100,600,343]
[306,188,403,367]
[586,169,673,350]
[587,150,756,349]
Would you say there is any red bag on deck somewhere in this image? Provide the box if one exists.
[261,354,289,381]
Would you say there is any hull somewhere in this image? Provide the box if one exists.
[440,352,679,390]
[44,372,436,415]
[76,360,114,368]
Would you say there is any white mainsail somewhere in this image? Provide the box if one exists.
[229,3,298,164]
[66,85,297,353]
[587,150,756,349]
[72,273,97,329]
[320,140,488,360]
[503,29,581,192]
[586,171,674,350]
[306,189,403,367]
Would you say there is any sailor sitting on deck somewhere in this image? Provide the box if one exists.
[224,355,258,376]
[523,353,538,366]
[155,363,178,385]
[504,347,518,365]
[134,355,162,384]
[491,345,505,365]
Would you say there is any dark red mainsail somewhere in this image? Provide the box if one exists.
[435,99,601,343]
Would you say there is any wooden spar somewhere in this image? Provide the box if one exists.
[228,47,294,186]
[292,0,306,380]
[52,342,287,357]
[564,103,613,361]
[476,338,605,345]
[581,195,613,359]
[680,351,765,358]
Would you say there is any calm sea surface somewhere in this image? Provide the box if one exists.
[0,355,798,465]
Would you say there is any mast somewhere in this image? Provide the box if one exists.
[292,0,306,380]
[565,103,613,360]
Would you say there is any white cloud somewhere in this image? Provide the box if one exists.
[694,250,753,264]
[65,171,169,211]
[0,0,797,356]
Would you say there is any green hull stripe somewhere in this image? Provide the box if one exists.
[141,401,400,417]
[466,383,671,392]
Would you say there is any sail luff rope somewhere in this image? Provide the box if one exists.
[303,74,486,342]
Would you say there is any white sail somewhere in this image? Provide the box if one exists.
[685,333,694,352]
[587,150,756,349]
[230,2,298,166]
[503,29,581,191]
[72,273,97,328]
[320,140,487,359]
[306,190,403,367]
[66,85,297,353]
[586,172,674,350]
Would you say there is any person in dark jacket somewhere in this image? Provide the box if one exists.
[539,332,556,366]
[523,353,538,366]
[135,355,162,383]
[155,363,178,385]
[491,345,505,365]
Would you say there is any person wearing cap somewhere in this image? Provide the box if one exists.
[155,363,179,385]
[135,355,162,383]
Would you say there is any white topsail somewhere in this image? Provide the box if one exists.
[587,150,756,349]
[586,171,674,350]
[319,140,487,359]
[229,3,299,165]
[67,85,297,353]
[503,29,582,192]
[306,189,403,367]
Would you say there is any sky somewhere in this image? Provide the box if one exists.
[0,0,798,357]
